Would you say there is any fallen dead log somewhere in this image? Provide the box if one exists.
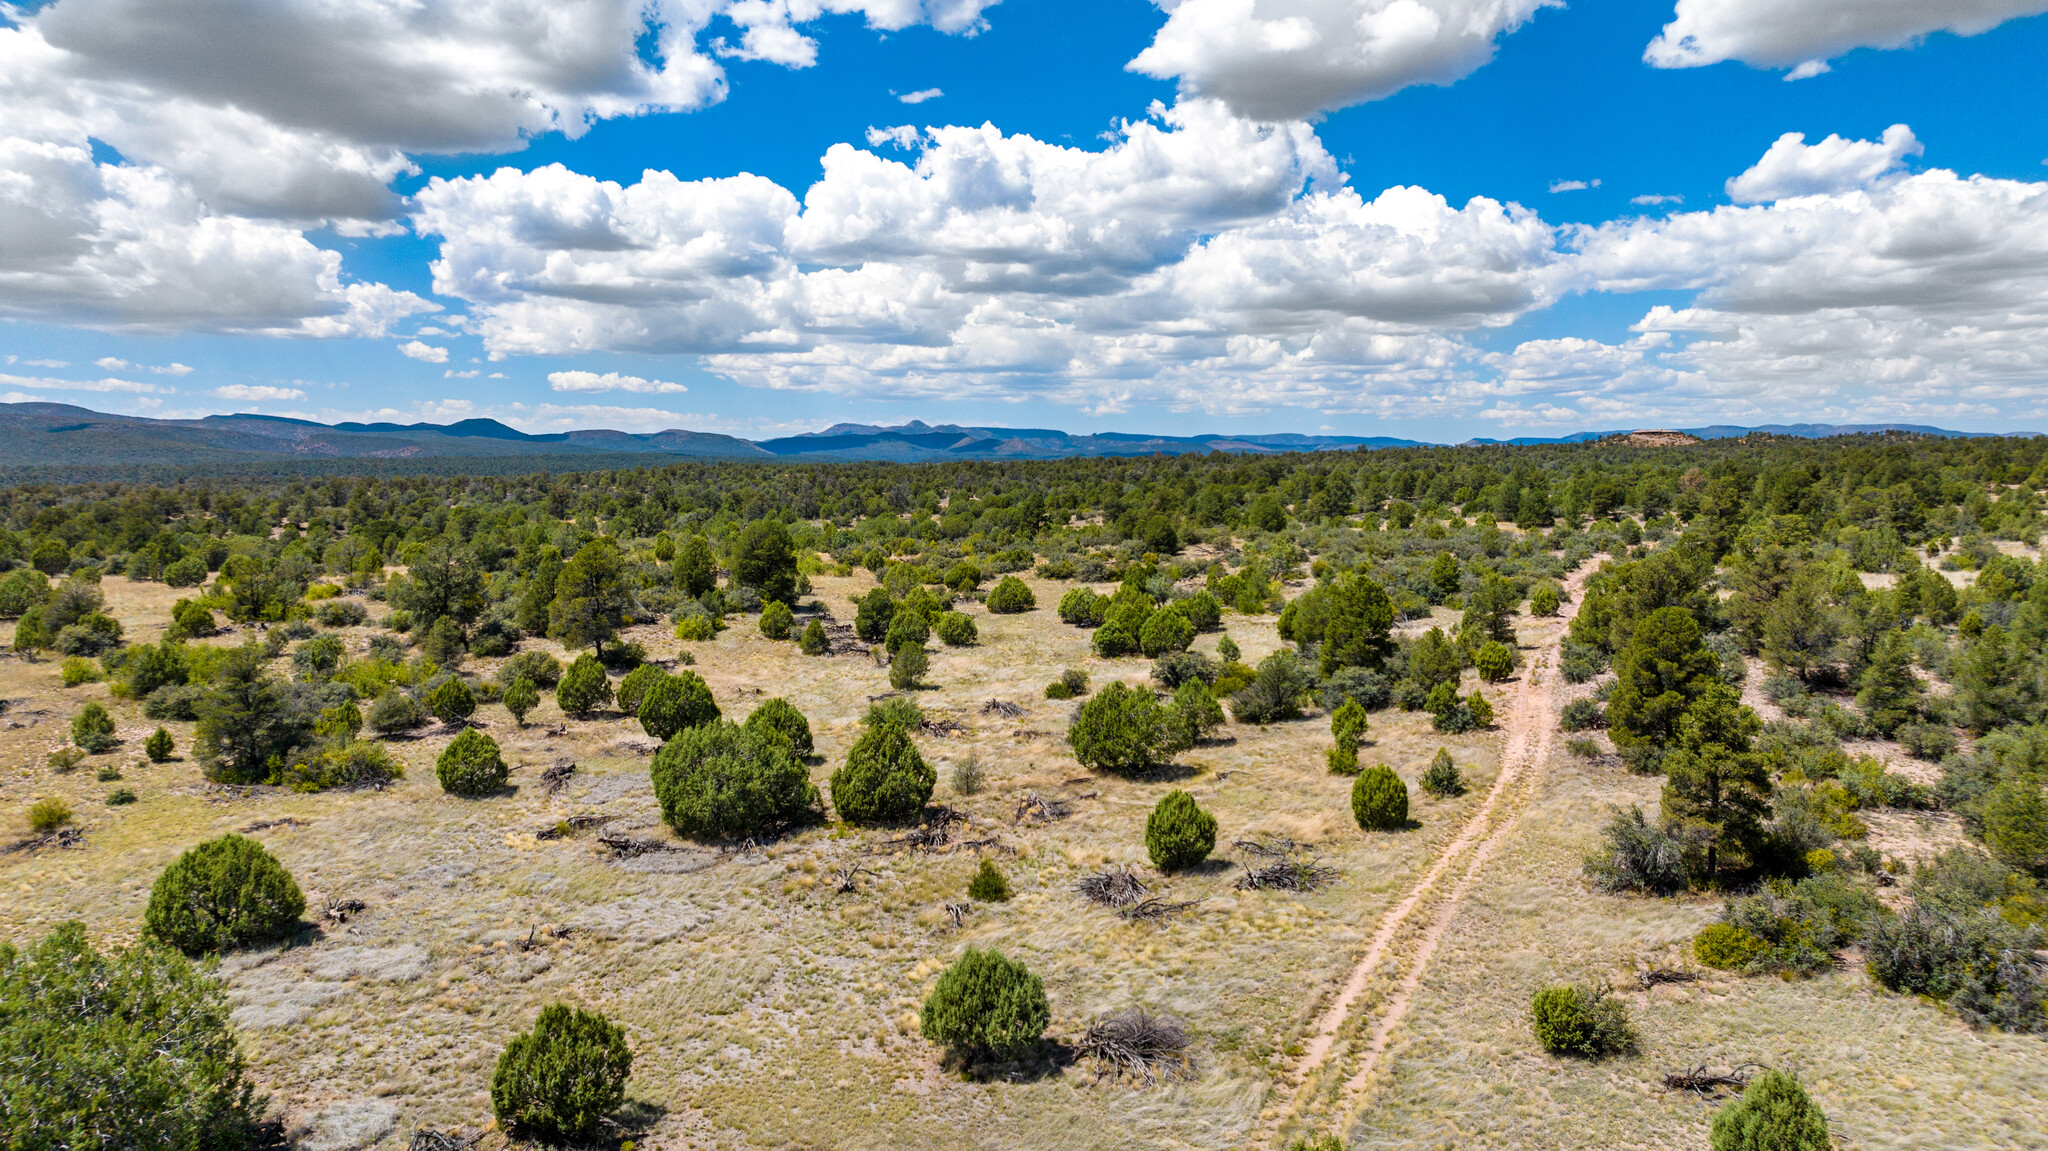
[1121,897,1200,922]
[1077,864,1148,909]
[323,897,366,924]
[535,813,612,840]
[1662,1063,1761,1096]
[1015,792,1072,823]
[597,832,685,858]
[981,699,1027,718]
[1639,967,1701,990]
[539,761,576,794]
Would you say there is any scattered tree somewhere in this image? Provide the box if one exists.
[1146,790,1217,871]
[555,653,614,717]
[652,721,822,838]
[1352,765,1409,830]
[919,948,1050,1062]
[491,1004,634,1143]
[831,721,934,824]
[144,834,305,954]
[437,728,508,796]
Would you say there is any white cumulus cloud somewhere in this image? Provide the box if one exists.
[897,88,943,104]
[213,384,306,401]
[547,370,689,393]
[1725,124,1921,203]
[1645,0,2048,75]
[1128,0,1561,121]
[399,340,451,363]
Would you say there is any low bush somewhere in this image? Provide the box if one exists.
[1718,873,1885,976]
[1057,587,1107,627]
[28,797,72,833]
[284,740,403,792]
[1318,666,1392,712]
[1139,608,1195,658]
[1566,737,1603,759]
[919,948,1050,1062]
[1091,619,1139,658]
[759,599,794,640]
[60,656,101,686]
[1153,650,1219,689]
[436,728,508,796]
[555,653,613,717]
[1865,904,2046,1031]
[888,641,930,690]
[950,755,986,796]
[934,610,978,646]
[863,695,923,731]
[1694,923,1768,970]
[491,1004,634,1143]
[46,747,85,774]
[614,662,667,716]
[1530,984,1638,1058]
[0,922,263,1151]
[367,686,428,734]
[144,834,305,954]
[315,599,368,628]
[1530,583,1562,617]
[1582,807,1688,895]
[1146,790,1217,871]
[1560,698,1606,732]
[674,614,717,642]
[986,576,1036,613]
[498,650,564,689]
[1474,641,1515,682]
[71,701,117,753]
[145,726,175,762]
[1421,748,1465,797]
[799,618,830,654]
[968,858,1013,901]
[1230,650,1313,725]
[1045,668,1089,699]
[831,722,935,825]
[426,676,476,725]
[502,677,540,726]
[639,670,719,741]
[1709,1070,1830,1151]
[105,787,137,805]
[1560,639,1607,684]
[1896,721,1958,761]
[742,697,813,758]
[1069,681,1171,775]
[652,721,822,839]
[1352,765,1409,830]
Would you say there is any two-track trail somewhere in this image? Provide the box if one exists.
[1261,560,1598,1148]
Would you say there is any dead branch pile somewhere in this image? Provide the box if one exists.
[242,817,307,832]
[1232,838,1340,892]
[981,699,1027,718]
[597,832,685,858]
[919,716,968,737]
[541,723,568,738]
[1076,864,1148,908]
[1077,1009,1195,1084]
[539,761,576,794]
[406,1129,483,1151]
[1662,1063,1761,1096]
[820,620,864,654]
[323,897,366,924]
[5,827,83,854]
[884,806,968,851]
[833,864,877,892]
[945,901,972,929]
[1013,729,1047,740]
[1639,968,1701,990]
[1015,792,1072,823]
[535,813,612,840]
[1121,897,1201,922]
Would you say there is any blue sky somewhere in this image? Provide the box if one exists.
[4,0,2048,441]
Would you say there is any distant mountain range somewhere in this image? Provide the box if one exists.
[0,402,2028,472]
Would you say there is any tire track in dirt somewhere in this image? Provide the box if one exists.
[1264,560,1596,1147]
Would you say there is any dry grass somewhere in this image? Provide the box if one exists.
[0,572,2041,1149]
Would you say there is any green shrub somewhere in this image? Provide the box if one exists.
[106,787,137,806]
[499,649,564,688]
[46,747,85,774]
[1091,619,1139,658]
[71,701,117,753]
[950,754,986,796]
[1326,743,1359,775]
[885,606,931,649]
[491,1004,634,1143]
[28,797,72,833]
[674,614,717,642]
[1719,873,1885,976]
[863,695,924,731]
[0,922,263,1151]
[1044,668,1089,700]
[1530,584,1562,617]
[60,656,101,686]
[1138,608,1195,658]
[1421,749,1464,797]
[1709,1070,1830,1151]
[1352,765,1409,830]
[985,576,1036,613]
[743,697,814,758]
[1474,641,1515,682]
[1152,650,1219,689]
[503,677,540,726]
[830,722,934,825]
[1694,923,1768,970]
[934,610,978,646]
[284,740,403,792]
[1530,984,1638,1058]
[968,858,1013,901]
[614,662,667,715]
[888,641,929,690]
[1331,698,1369,749]
[1230,650,1313,725]
[759,599,794,640]
[1069,681,1170,775]
[1058,587,1107,627]
[1560,698,1606,732]
[1146,790,1217,871]
[144,834,305,954]
[1582,806,1687,895]
[653,721,821,839]
[1165,679,1225,750]
[555,653,613,717]
[366,686,428,734]
[427,676,476,725]
[144,726,175,763]
[0,567,50,617]
[639,671,719,741]
[799,618,830,654]
[167,599,217,640]
[436,728,508,796]
[919,948,1050,1062]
